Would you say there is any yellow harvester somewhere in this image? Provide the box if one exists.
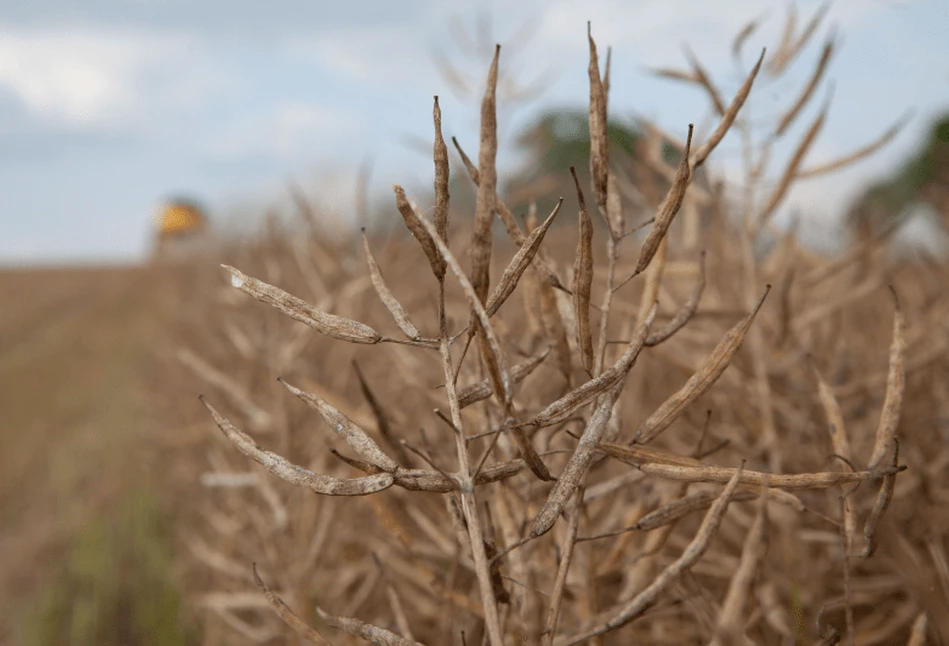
[153,198,209,259]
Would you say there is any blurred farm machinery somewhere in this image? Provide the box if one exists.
[152,197,210,260]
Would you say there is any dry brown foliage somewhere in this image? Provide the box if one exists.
[155,9,949,646]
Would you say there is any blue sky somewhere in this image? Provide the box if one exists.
[0,0,946,263]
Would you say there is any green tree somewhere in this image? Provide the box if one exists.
[848,113,949,236]
[505,109,643,211]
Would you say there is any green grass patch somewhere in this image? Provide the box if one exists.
[25,487,195,646]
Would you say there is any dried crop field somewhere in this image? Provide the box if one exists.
[156,13,949,646]
[0,264,194,645]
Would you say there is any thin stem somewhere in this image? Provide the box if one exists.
[437,298,504,646]
[593,219,620,377]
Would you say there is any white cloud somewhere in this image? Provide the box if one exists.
[203,101,358,160]
[533,0,762,64]
[284,22,436,86]
[0,24,223,130]
[511,0,920,94]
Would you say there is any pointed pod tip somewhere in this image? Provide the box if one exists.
[277,378,300,394]
[251,563,266,588]
[198,396,214,414]
[888,284,901,309]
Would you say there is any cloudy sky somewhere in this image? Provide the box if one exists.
[1,0,946,263]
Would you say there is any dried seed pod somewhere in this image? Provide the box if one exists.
[639,489,756,534]
[544,487,585,643]
[362,232,422,341]
[177,348,272,431]
[523,302,657,429]
[710,484,769,646]
[860,440,900,559]
[868,288,905,470]
[457,348,550,409]
[758,95,829,226]
[606,172,624,239]
[596,443,701,468]
[507,416,553,482]
[797,111,911,179]
[279,378,399,473]
[352,362,411,466]
[645,251,706,346]
[684,44,726,116]
[531,387,621,539]
[392,462,523,493]
[330,448,382,475]
[907,612,928,646]
[539,278,574,385]
[315,605,424,646]
[811,360,853,464]
[617,459,905,491]
[649,66,699,83]
[776,33,836,137]
[732,17,761,59]
[222,265,382,344]
[634,285,770,444]
[563,464,746,643]
[253,565,333,645]
[770,1,831,77]
[525,204,573,383]
[453,135,567,290]
[630,125,693,278]
[811,359,859,547]
[579,491,760,542]
[692,49,765,169]
[371,554,416,643]
[587,22,609,207]
[471,44,500,304]
[451,135,479,184]
[571,167,595,374]
[769,2,799,76]
[201,397,394,496]
[485,198,563,317]
[433,95,450,245]
[393,185,445,281]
